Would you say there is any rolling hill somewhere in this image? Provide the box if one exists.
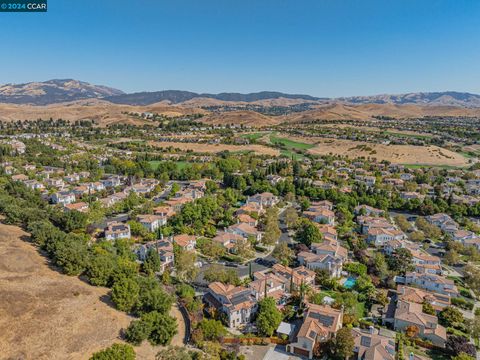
[0,79,124,105]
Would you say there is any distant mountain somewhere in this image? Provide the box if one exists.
[1,79,480,108]
[0,79,124,105]
[104,90,323,105]
[338,91,480,108]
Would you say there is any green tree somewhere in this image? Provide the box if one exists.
[143,247,161,276]
[387,248,413,275]
[175,249,198,282]
[256,297,283,336]
[444,250,460,266]
[439,306,464,327]
[295,219,322,247]
[343,262,367,276]
[87,253,116,286]
[111,276,140,312]
[452,354,475,360]
[125,319,152,345]
[464,264,480,295]
[156,346,197,360]
[262,207,281,246]
[89,343,136,360]
[143,311,178,346]
[283,206,298,228]
[422,301,436,316]
[394,215,412,232]
[137,286,173,315]
[329,327,354,360]
[197,319,227,341]
[272,242,294,266]
[53,234,89,276]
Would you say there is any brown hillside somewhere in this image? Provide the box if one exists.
[200,110,281,127]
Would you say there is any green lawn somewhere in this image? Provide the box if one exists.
[240,132,269,141]
[403,163,467,170]
[318,290,366,319]
[269,133,315,150]
[148,160,189,170]
[280,149,305,160]
[459,151,477,159]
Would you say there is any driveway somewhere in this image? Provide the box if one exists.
[263,345,304,360]
[241,345,304,360]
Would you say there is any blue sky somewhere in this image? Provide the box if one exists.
[1,0,480,96]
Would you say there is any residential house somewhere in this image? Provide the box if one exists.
[394,299,447,347]
[367,227,406,247]
[351,327,396,360]
[237,213,258,227]
[24,179,45,191]
[135,239,174,273]
[64,202,89,213]
[354,204,383,217]
[213,232,245,253]
[137,214,165,233]
[105,222,131,241]
[297,252,343,277]
[249,271,288,303]
[203,282,257,329]
[402,272,459,298]
[101,175,121,188]
[246,192,279,208]
[51,191,76,205]
[173,234,196,251]
[396,285,450,312]
[226,222,261,241]
[287,303,343,359]
[271,264,316,292]
[304,205,335,225]
[45,178,65,189]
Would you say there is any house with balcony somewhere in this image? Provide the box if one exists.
[203,282,257,329]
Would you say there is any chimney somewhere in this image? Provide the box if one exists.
[368,325,375,335]
[160,233,164,240]
[409,352,415,360]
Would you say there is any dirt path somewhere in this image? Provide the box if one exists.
[0,222,162,360]
[169,304,186,346]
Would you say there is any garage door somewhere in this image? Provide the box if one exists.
[293,346,310,357]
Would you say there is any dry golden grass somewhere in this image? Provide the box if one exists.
[148,140,279,155]
[0,100,205,126]
[200,110,281,127]
[2,99,480,128]
[0,222,184,360]
[306,137,469,166]
[286,103,480,122]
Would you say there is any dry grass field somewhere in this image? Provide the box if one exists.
[148,140,280,156]
[0,100,205,126]
[2,99,480,128]
[287,103,480,122]
[306,138,469,166]
[200,110,282,127]
[0,222,183,360]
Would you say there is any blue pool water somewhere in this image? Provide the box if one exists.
[343,277,356,289]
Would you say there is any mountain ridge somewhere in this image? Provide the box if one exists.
[1,79,480,108]
[0,79,124,105]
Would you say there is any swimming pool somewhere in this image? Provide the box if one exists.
[343,277,356,289]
